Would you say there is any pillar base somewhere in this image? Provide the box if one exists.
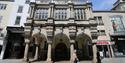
[92,59,97,63]
[22,58,29,62]
[30,58,38,62]
[46,60,53,63]
[70,58,74,63]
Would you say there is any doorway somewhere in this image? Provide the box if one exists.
[54,43,69,61]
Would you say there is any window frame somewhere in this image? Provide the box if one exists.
[15,16,21,25]
[17,6,23,13]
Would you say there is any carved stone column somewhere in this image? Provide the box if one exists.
[92,44,97,63]
[34,44,39,60]
[46,42,52,63]
[23,39,30,61]
[70,40,75,63]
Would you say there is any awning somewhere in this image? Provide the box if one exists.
[96,41,114,45]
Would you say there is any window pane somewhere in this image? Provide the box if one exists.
[15,16,21,25]
[0,4,7,10]
[17,6,23,13]
[25,0,30,4]
[74,9,84,20]
[111,16,125,32]
[54,9,67,19]
[34,9,48,19]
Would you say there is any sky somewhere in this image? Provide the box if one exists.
[92,0,117,10]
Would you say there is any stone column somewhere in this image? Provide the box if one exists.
[70,40,75,63]
[51,6,54,18]
[110,45,114,57]
[107,45,111,57]
[47,42,52,63]
[34,45,39,60]
[23,39,30,61]
[70,6,74,18]
[85,8,90,20]
[48,7,51,18]
[92,44,97,63]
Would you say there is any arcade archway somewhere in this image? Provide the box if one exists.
[28,32,48,60]
[55,43,69,61]
[75,33,93,60]
[52,33,70,61]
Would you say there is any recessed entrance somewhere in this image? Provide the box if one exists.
[4,31,24,59]
[54,43,69,61]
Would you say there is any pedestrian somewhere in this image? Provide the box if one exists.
[96,51,101,63]
[73,50,80,63]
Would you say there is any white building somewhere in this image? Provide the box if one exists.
[0,0,30,59]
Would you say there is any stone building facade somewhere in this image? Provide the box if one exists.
[23,0,97,62]
[0,0,125,63]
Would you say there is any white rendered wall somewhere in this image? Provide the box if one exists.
[8,0,30,27]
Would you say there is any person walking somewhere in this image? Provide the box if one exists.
[97,51,101,63]
[73,50,80,63]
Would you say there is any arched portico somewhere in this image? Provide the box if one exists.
[29,32,48,61]
[75,32,93,60]
[52,33,70,61]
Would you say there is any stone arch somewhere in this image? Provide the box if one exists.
[30,31,48,60]
[52,33,70,49]
[52,33,70,61]
[32,32,47,49]
[75,32,93,60]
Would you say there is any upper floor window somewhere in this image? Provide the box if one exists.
[0,16,3,23]
[54,9,67,20]
[0,3,7,10]
[98,30,106,36]
[94,16,104,25]
[34,9,48,19]
[25,0,30,4]
[15,16,21,25]
[123,5,125,10]
[17,6,23,13]
[110,15,125,32]
[74,9,84,20]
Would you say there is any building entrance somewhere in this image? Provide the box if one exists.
[4,27,24,59]
[54,43,69,61]
[4,32,24,59]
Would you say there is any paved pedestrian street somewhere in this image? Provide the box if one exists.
[0,58,125,63]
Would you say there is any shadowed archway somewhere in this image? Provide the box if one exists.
[75,32,93,60]
[28,32,48,60]
[52,33,70,61]
[55,43,69,61]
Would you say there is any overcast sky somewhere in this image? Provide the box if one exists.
[92,0,117,10]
